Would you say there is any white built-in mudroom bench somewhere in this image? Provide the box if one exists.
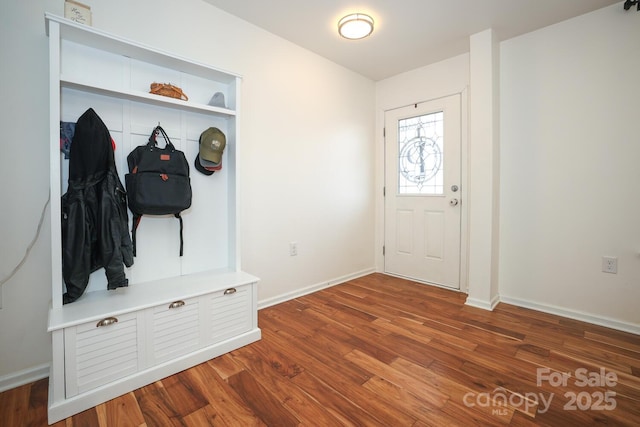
[45,14,260,424]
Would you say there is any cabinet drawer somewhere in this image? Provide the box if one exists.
[64,312,144,397]
[149,297,202,364]
[207,285,253,344]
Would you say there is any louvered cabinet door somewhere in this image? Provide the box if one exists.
[207,284,253,345]
[148,297,202,365]
[64,312,146,397]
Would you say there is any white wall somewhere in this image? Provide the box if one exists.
[499,4,640,330]
[0,0,375,380]
[0,0,54,384]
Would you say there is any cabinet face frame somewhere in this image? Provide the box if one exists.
[47,13,243,310]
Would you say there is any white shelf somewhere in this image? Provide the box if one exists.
[61,77,237,117]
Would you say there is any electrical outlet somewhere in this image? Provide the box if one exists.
[289,242,298,257]
[602,256,618,274]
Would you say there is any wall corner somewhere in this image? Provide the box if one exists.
[467,28,501,308]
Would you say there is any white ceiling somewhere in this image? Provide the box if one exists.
[202,0,619,81]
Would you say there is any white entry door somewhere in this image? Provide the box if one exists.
[384,94,462,289]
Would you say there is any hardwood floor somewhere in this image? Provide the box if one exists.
[2,273,639,426]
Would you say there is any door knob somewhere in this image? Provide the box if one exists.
[449,198,459,206]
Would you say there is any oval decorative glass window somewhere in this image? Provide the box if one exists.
[398,111,444,195]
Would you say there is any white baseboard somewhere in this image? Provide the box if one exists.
[0,363,50,393]
[257,268,376,310]
[465,294,500,311]
[500,295,640,335]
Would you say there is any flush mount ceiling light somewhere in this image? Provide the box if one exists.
[338,13,374,39]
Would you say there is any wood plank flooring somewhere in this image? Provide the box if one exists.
[2,273,639,426]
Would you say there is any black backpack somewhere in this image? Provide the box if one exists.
[125,126,192,256]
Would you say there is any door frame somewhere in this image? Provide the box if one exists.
[381,88,469,293]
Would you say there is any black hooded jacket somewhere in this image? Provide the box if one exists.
[61,108,134,303]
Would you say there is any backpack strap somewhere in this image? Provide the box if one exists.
[131,214,142,257]
[148,126,176,151]
[175,213,184,256]
[131,212,184,257]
